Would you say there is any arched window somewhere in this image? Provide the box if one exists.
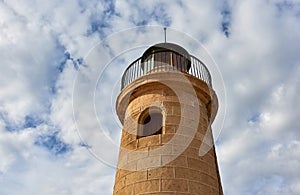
[137,107,163,139]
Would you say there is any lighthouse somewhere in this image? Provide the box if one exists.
[113,42,223,194]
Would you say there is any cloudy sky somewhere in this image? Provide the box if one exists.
[1,0,300,194]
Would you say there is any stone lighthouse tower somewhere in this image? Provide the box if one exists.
[113,42,223,194]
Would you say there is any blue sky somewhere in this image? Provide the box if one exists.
[0,0,300,194]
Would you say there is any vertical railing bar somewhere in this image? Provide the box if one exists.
[189,57,191,75]
[192,58,195,76]
[195,58,197,78]
[192,58,196,77]
[200,62,203,80]
[165,51,167,72]
[125,68,128,87]
[184,56,186,72]
[160,52,162,70]
[177,54,179,71]
[135,62,137,80]
[196,60,200,78]
[181,56,183,72]
[130,65,133,83]
[192,57,195,76]
[136,61,138,79]
[137,60,139,78]
[132,62,135,82]
[135,61,137,80]
[140,60,142,77]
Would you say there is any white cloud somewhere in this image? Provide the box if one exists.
[210,0,300,194]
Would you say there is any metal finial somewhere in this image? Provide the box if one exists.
[164,27,167,43]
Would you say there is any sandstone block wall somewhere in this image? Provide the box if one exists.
[114,72,222,195]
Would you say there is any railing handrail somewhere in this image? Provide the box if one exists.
[121,50,212,90]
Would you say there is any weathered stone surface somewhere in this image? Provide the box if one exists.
[113,71,222,194]
[161,179,188,192]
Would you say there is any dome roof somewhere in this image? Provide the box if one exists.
[142,42,190,59]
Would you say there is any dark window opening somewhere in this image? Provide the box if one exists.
[138,109,163,139]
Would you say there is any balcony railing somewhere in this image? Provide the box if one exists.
[121,50,212,90]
